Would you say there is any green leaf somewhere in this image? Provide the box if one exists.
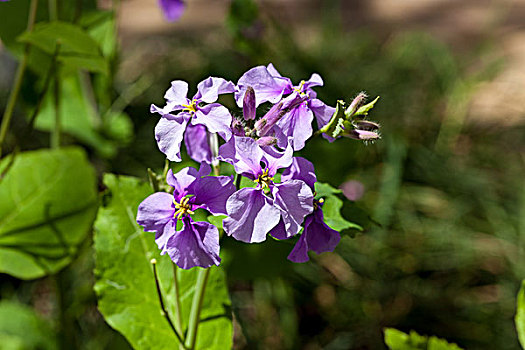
[80,11,117,59]
[94,175,233,350]
[18,21,108,74]
[208,215,226,230]
[353,96,380,117]
[0,300,58,350]
[516,280,525,349]
[0,147,97,280]
[34,73,117,157]
[322,195,362,232]
[384,328,463,350]
[102,111,134,144]
[315,182,342,197]
[314,182,362,232]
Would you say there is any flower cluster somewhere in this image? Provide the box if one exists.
[138,64,379,269]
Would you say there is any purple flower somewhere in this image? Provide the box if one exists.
[158,0,185,22]
[278,157,341,262]
[287,200,340,263]
[220,137,314,243]
[151,77,236,162]
[235,64,335,150]
[136,163,236,269]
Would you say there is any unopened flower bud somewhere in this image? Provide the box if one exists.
[254,101,284,137]
[353,120,380,131]
[344,129,381,141]
[256,136,278,147]
[243,86,256,120]
[231,118,245,136]
[345,92,367,117]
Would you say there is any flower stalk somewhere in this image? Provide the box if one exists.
[185,268,211,350]
[0,0,39,157]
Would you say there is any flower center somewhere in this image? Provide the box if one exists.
[173,196,194,220]
[255,168,274,190]
[182,100,197,113]
[313,197,324,211]
[293,80,306,94]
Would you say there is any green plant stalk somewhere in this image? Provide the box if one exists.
[172,264,185,350]
[185,268,211,350]
[51,57,61,148]
[48,0,58,21]
[0,0,39,157]
[151,259,186,346]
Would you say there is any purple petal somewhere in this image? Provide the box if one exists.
[281,157,317,189]
[155,117,189,162]
[190,175,236,215]
[266,63,293,94]
[163,218,221,269]
[136,192,174,232]
[266,63,283,77]
[235,66,290,107]
[303,73,324,91]
[195,77,236,104]
[309,98,336,129]
[193,103,232,141]
[150,103,185,118]
[164,80,189,105]
[274,102,314,151]
[196,161,212,178]
[288,209,340,263]
[269,219,288,240]
[158,0,185,22]
[184,123,212,164]
[218,136,263,179]
[262,142,293,176]
[223,188,281,243]
[272,180,314,238]
[166,168,198,199]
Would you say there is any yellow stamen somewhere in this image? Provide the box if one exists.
[173,196,194,220]
[293,80,306,94]
[182,100,197,113]
[254,168,274,190]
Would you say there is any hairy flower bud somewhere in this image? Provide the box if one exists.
[354,119,380,131]
[344,92,367,117]
[344,129,381,141]
[256,136,278,147]
[231,118,245,136]
[254,102,285,137]
[243,86,256,120]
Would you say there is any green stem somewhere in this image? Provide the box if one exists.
[25,44,60,137]
[151,259,186,346]
[172,264,185,350]
[185,268,211,350]
[235,173,242,189]
[0,0,39,157]
[51,43,61,149]
[48,0,58,21]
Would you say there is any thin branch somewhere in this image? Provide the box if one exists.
[151,259,187,347]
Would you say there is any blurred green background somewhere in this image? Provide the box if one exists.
[1,0,524,349]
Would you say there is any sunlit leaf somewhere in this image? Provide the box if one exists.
[314,182,362,232]
[94,174,233,350]
[384,328,463,350]
[515,280,525,349]
[34,73,117,157]
[0,147,97,279]
[18,21,108,74]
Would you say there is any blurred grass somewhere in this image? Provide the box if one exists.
[1,1,524,349]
